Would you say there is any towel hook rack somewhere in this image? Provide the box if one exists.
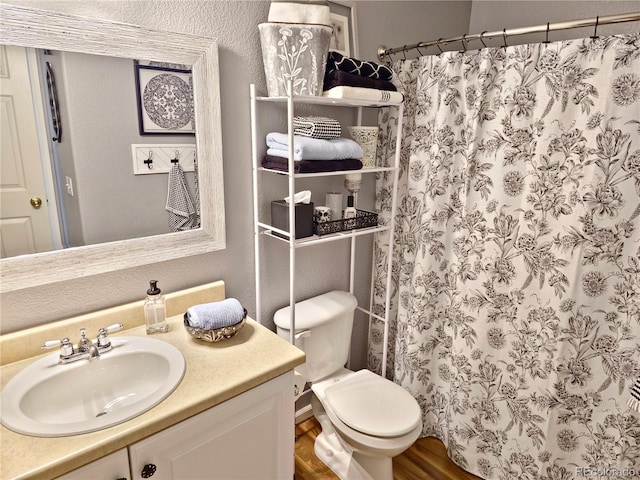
[144,151,153,169]
[171,150,180,164]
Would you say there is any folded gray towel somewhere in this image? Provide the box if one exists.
[186,298,245,329]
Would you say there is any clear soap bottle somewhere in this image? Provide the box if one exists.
[145,280,168,334]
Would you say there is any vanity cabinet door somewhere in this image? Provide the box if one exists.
[128,371,294,480]
[56,448,130,480]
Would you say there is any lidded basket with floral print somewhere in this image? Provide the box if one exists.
[258,22,332,97]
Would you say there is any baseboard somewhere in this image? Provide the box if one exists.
[295,403,314,424]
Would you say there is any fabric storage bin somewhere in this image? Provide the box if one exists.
[258,22,332,97]
[271,200,315,239]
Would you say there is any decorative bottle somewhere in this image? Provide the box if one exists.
[144,280,168,334]
[343,195,356,219]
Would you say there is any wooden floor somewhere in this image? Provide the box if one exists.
[295,417,482,480]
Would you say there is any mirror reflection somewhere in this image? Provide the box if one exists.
[0,2,225,294]
[0,46,201,259]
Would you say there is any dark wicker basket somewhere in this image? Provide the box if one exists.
[314,209,378,236]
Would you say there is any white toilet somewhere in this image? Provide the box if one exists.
[274,290,422,480]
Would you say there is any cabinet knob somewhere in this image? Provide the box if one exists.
[141,463,157,478]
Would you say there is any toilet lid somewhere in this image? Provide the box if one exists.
[323,370,421,438]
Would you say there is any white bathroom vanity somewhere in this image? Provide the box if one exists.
[0,282,305,479]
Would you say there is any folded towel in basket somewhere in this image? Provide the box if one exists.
[186,298,245,330]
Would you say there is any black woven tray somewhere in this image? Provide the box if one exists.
[313,209,378,236]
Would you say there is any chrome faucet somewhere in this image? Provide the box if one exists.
[41,324,123,364]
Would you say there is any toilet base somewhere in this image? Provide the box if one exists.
[312,396,394,480]
[314,431,374,480]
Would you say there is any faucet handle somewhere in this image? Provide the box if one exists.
[96,323,123,348]
[41,337,74,357]
[101,323,123,334]
[42,339,62,349]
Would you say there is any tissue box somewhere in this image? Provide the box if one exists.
[271,201,314,239]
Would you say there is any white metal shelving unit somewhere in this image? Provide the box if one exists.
[250,83,404,376]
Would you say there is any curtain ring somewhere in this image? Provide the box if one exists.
[436,38,444,54]
[402,45,407,60]
[479,31,488,48]
[502,28,508,48]
[591,16,599,40]
[543,22,550,45]
[461,34,468,52]
[416,44,424,56]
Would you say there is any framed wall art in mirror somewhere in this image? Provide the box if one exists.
[0,3,226,294]
[134,61,195,135]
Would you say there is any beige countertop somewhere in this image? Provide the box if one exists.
[0,282,305,479]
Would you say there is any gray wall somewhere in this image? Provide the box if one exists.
[0,0,471,372]
[469,1,640,44]
[52,50,197,246]
[2,0,636,368]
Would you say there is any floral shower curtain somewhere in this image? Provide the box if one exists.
[370,34,640,479]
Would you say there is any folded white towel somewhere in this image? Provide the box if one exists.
[186,298,245,330]
[322,86,405,104]
[268,2,330,24]
[266,133,363,161]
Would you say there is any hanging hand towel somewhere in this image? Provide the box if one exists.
[266,132,363,160]
[165,163,196,232]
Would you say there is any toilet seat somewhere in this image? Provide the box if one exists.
[313,369,421,438]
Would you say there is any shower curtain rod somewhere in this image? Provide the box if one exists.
[377,12,640,61]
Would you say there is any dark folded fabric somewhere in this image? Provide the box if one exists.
[262,155,363,173]
[323,69,397,92]
[326,51,394,81]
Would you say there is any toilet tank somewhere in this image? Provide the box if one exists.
[274,291,357,383]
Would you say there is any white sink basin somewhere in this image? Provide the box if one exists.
[1,336,185,437]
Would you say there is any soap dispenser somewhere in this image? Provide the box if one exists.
[144,280,168,334]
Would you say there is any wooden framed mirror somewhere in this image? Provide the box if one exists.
[0,3,225,293]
